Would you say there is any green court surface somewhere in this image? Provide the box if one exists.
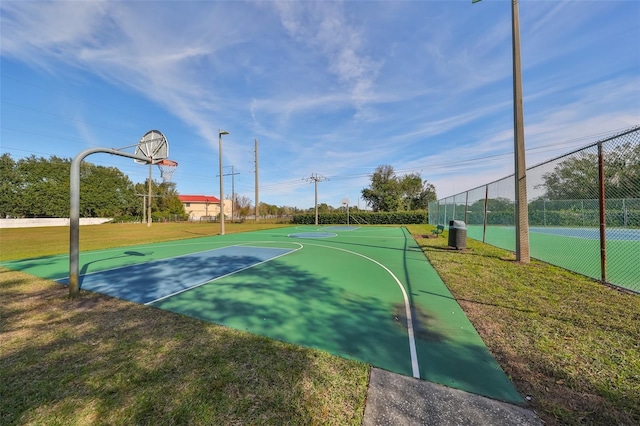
[467,225,640,293]
[2,226,523,404]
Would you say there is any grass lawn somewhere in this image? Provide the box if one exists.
[0,222,368,425]
[407,224,640,426]
[2,222,639,425]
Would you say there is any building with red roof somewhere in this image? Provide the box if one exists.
[178,195,230,221]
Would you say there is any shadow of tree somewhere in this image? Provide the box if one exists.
[153,256,416,377]
[0,271,369,424]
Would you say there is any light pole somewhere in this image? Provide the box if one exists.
[474,0,529,262]
[219,129,229,235]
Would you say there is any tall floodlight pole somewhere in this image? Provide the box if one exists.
[511,0,530,262]
[219,130,229,235]
[474,0,529,262]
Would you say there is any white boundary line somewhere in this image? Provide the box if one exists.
[54,244,244,282]
[144,242,303,305]
[303,242,420,379]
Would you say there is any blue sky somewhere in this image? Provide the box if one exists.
[1,0,639,210]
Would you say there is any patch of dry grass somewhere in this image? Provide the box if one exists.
[408,225,640,426]
[0,269,369,425]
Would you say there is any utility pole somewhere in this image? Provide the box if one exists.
[217,166,240,221]
[147,164,152,227]
[305,173,327,225]
[255,138,259,222]
[136,192,162,225]
[218,130,229,235]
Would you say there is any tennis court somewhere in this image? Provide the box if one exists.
[467,225,640,292]
[2,226,523,404]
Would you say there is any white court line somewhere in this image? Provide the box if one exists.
[144,242,303,305]
[303,242,420,379]
[55,244,245,282]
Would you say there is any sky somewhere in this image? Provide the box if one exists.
[1,0,639,210]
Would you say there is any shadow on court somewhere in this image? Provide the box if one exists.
[153,258,415,377]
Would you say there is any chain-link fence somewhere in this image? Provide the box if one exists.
[428,126,640,293]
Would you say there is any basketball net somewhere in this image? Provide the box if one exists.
[156,159,178,182]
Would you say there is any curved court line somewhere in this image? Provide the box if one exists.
[144,242,304,305]
[303,242,420,379]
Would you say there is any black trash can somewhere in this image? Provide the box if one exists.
[448,220,467,249]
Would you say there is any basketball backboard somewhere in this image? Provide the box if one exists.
[134,130,169,164]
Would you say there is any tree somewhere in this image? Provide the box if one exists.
[361,165,437,212]
[538,152,599,200]
[14,155,70,217]
[0,154,159,219]
[134,180,186,221]
[361,165,401,212]
[81,163,137,217]
[399,173,437,210]
[0,154,19,218]
[234,195,252,219]
[539,143,640,200]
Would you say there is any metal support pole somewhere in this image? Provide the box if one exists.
[483,185,489,243]
[464,191,469,225]
[598,142,607,284]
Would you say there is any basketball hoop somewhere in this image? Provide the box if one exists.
[157,159,178,182]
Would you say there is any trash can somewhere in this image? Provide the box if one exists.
[448,220,467,249]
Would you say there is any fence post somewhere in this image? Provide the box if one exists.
[598,142,607,284]
[464,191,469,224]
[444,201,447,226]
[483,184,489,243]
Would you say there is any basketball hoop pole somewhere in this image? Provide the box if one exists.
[69,147,151,297]
[69,130,168,297]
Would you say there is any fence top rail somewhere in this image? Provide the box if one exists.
[436,125,640,203]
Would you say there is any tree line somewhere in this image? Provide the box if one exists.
[1,154,440,221]
[0,154,186,221]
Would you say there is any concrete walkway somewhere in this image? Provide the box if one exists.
[363,368,543,426]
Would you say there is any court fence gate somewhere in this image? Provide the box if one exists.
[428,126,640,294]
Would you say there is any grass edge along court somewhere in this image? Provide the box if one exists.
[1,222,639,425]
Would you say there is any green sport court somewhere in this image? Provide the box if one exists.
[2,225,523,404]
[466,225,640,293]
